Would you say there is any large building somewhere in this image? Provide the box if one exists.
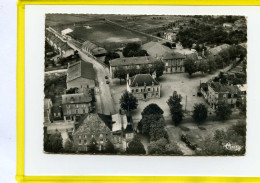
[66,61,95,89]
[72,113,134,152]
[203,82,238,109]
[62,88,93,122]
[82,40,107,57]
[126,73,160,100]
[109,56,160,78]
[162,51,186,73]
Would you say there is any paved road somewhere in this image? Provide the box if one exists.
[68,41,115,115]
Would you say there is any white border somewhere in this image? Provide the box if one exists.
[25,5,260,176]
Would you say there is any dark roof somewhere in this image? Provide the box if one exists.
[163,51,186,60]
[109,56,159,67]
[130,74,159,87]
[141,41,171,58]
[67,61,95,82]
[98,113,113,130]
[61,92,92,105]
[124,124,134,133]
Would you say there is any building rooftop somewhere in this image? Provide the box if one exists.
[208,44,231,56]
[210,82,228,93]
[109,56,159,67]
[141,41,171,58]
[61,91,92,105]
[163,51,186,60]
[130,74,159,87]
[111,114,128,132]
[67,61,95,82]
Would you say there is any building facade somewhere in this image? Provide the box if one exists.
[109,56,160,78]
[162,52,186,73]
[126,73,160,100]
[66,61,96,89]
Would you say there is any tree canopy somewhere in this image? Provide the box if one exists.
[126,136,146,155]
[123,43,149,57]
[120,91,138,115]
[192,103,208,124]
[215,103,232,121]
[148,138,183,155]
[141,103,164,116]
[104,51,120,66]
[167,91,184,126]
[184,57,197,76]
[44,131,63,153]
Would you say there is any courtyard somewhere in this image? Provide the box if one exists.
[110,71,223,123]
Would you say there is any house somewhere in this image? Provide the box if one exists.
[141,41,171,58]
[44,98,53,124]
[45,29,74,58]
[162,51,186,73]
[207,82,238,109]
[109,56,160,78]
[66,61,95,89]
[126,72,160,100]
[164,32,176,41]
[62,88,93,122]
[72,113,113,152]
[82,40,107,57]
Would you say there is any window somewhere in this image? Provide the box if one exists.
[148,88,151,91]
[136,89,138,92]
[83,109,85,113]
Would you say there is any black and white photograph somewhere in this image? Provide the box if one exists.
[44,14,247,156]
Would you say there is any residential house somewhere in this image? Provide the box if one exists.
[66,60,95,89]
[237,84,247,105]
[45,29,74,58]
[109,56,160,78]
[44,98,53,124]
[62,88,93,122]
[126,72,160,100]
[207,82,238,109]
[162,51,186,73]
[141,41,171,58]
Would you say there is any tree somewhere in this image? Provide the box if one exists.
[87,138,98,153]
[239,100,246,117]
[184,57,197,76]
[114,67,126,84]
[141,103,164,116]
[215,103,232,121]
[120,91,138,116]
[44,131,63,153]
[198,61,209,74]
[165,143,183,155]
[122,43,148,57]
[139,64,150,74]
[167,91,184,126]
[103,140,115,154]
[148,138,168,154]
[126,136,146,155]
[207,56,217,73]
[150,61,165,78]
[104,52,120,66]
[64,139,74,153]
[192,103,208,124]
[139,115,168,141]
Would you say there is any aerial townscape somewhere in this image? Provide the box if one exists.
[44,14,247,156]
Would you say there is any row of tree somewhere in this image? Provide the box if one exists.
[184,45,247,76]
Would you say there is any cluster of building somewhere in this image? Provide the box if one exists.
[44,58,135,152]
[222,18,247,31]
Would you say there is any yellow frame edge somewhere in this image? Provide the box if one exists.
[16,0,260,183]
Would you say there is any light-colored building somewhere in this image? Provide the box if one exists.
[66,61,95,89]
[82,40,107,57]
[126,73,160,100]
[162,52,186,73]
[61,28,73,36]
[164,32,176,41]
[109,56,160,78]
